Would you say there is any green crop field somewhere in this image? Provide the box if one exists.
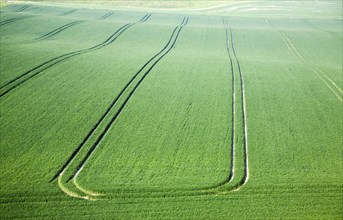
[0,0,342,219]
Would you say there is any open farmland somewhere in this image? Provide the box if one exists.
[0,0,342,219]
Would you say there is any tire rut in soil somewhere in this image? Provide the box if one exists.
[0,14,152,98]
[228,26,249,190]
[0,16,26,26]
[265,19,343,103]
[66,17,189,182]
[99,12,113,20]
[120,18,250,197]
[34,20,84,41]
[15,5,30,12]
[56,17,249,200]
[50,18,188,201]
[51,15,185,185]
[60,9,78,16]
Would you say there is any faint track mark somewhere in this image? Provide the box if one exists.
[265,19,342,103]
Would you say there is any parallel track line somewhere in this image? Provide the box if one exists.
[0,17,26,26]
[15,5,30,12]
[60,9,77,16]
[51,16,184,182]
[224,19,235,184]
[99,12,113,20]
[0,14,151,98]
[265,20,342,103]
[35,20,84,41]
[70,17,189,182]
[54,17,189,200]
[58,17,251,199]
[230,29,249,189]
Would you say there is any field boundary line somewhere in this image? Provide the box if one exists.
[265,20,343,103]
[0,13,152,97]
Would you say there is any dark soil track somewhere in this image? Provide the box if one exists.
[104,18,249,198]
[99,12,114,20]
[224,19,235,184]
[15,5,30,12]
[35,20,84,41]
[68,17,189,181]
[0,13,151,97]
[51,17,189,182]
[60,9,77,16]
[0,16,27,26]
[229,27,249,189]
[56,17,250,199]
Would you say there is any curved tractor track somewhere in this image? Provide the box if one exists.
[99,12,114,20]
[198,18,249,193]
[0,13,151,98]
[35,20,85,41]
[60,9,78,16]
[15,5,30,12]
[54,17,189,200]
[54,16,249,200]
[229,26,249,190]
[0,16,31,27]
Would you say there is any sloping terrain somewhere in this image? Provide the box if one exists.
[0,1,342,219]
